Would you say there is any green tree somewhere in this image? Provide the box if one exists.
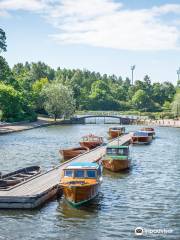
[132,89,151,111]
[171,91,180,117]
[0,83,22,121]
[0,28,7,53]
[32,77,49,112]
[41,83,76,121]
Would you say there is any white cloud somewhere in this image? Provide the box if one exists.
[0,0,180,51]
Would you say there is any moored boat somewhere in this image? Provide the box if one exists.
[131,131,152,145]
[0,166,41,189]
[108,127,125,139]
[79,134,103,149]
[140,127,155,138]
[102,145,131,171]
[60,162,102,207]
[59,146,89,160]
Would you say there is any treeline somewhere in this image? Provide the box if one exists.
[0,28,180,122]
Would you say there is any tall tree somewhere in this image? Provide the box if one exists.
[41,83,76,121]
[0,28,7,53]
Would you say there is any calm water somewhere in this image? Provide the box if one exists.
[0,123,179,240]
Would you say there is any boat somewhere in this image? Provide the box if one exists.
[131,131,152,145]
[79,134,103,149]
[59,146,89,160]
[0,166,41,189]
[140,127,155,138]
[108,127,125,139]
[102,145,131,171]
[60,162,102,207]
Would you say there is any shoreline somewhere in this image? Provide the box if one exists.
[135,119,180,128]
[0,117,57,135]
[0,117,180,136]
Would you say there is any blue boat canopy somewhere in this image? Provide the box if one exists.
[66,162,99,169]
[134,131,149,137]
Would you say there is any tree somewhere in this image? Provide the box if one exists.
[32,77,49,112]
[132,89,151,111]
[41,83,76,121]
[0,83,22,121]
[171,91,180,118]
[0,28,7,53]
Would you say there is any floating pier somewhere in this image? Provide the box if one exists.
[0,133,132,209]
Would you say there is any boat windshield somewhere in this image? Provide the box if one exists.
[86,170,96,178]
[107,148,128,156]
[74,170,85,178]
[64,170,73,177]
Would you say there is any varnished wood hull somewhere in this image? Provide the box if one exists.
[60,147,89,160]
[102,159,130,172]
[62,183,100,206]
[79,141,102,149]
[131,136,152,144]
[108,130,123,139]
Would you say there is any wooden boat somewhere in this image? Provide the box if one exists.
[60,162,102,207]
[108,127,125,139]
[140,127,155,138]
[59,146,89,160]
[131,131,152,145]
[102,145,131,171]
[0,166,41,189]
[79,134,103,149]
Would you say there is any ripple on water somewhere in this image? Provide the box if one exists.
[0,125,179,240]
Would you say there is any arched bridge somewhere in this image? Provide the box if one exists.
[69,114,136,124]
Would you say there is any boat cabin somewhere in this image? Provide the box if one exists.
[133,131,149,137]
[63,162,102,179]
[106,145,129,156]
[81,134,103,142]
[109,127,125,132]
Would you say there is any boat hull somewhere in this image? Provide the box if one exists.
[62,183,100,206]
[131,136,152,144]
[60,147,89,160]
[102,158,130,172]
[79,142,102,149]
[108,130,123,139]
[0,166,41,189]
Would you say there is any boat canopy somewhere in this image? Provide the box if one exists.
[133,131,149,137]
[107,145,129,149]
[66,162,99,169]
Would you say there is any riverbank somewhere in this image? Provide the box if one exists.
[136,119,180,128]
[0,117,57,135]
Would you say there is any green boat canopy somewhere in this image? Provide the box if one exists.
[107,145,129,149]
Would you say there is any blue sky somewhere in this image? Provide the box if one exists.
[0,0,180,84]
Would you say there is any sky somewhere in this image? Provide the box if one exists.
[0,0,180,84]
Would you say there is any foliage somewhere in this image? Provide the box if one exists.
[41,83,76,120]
[0,28,7,53]
[171,90,180,117]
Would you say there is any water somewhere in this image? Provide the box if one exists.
[0,124,179,240]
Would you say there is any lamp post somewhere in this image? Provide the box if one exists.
[177,67,180,81]
[131,65,136,85]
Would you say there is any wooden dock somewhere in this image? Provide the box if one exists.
[0,133,132,209]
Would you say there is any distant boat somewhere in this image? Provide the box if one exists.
[140,127,155,138]
[102,145,131,171]
[108,127,125,139]
[79,134,103,149]
[0,166,41,189]
[60,162,102,207]
[131,131,152,145]
[59,146,89,160]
